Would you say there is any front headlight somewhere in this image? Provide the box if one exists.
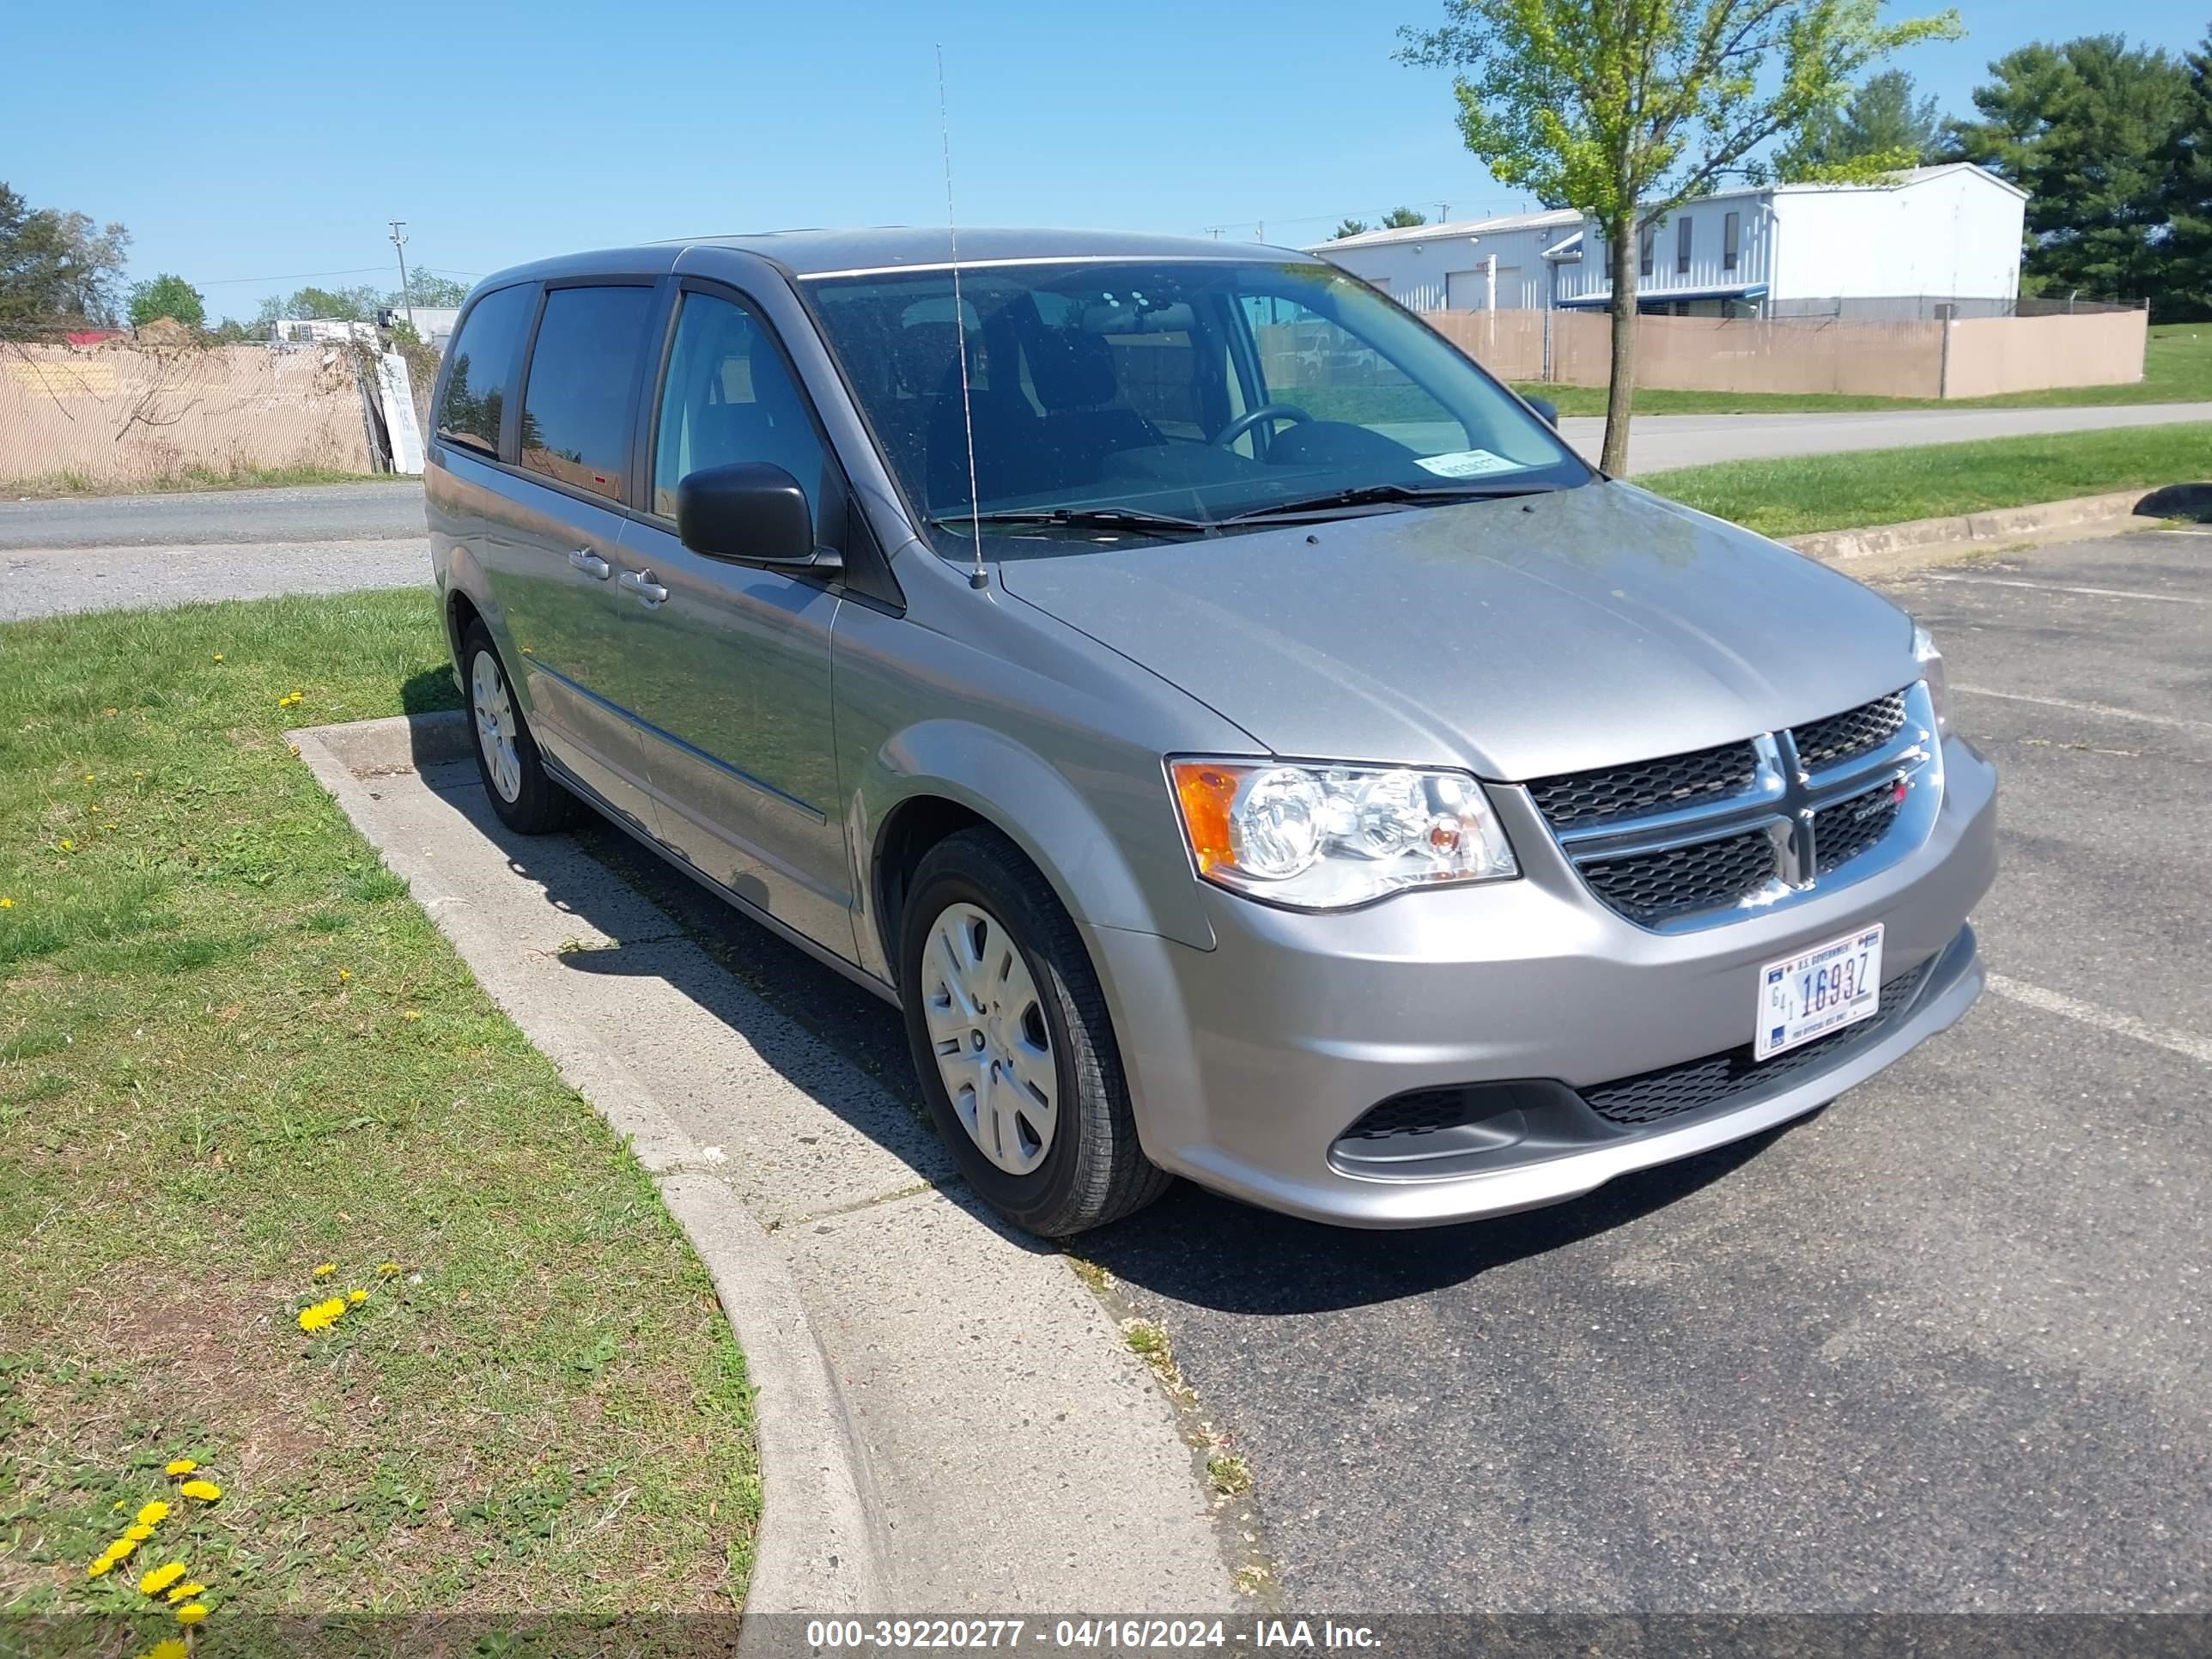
[1169,757,1518,909]
[1913,623,1950,733]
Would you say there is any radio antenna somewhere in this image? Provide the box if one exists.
[936,45,989,591]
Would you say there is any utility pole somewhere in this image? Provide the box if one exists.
[387,220,415,331]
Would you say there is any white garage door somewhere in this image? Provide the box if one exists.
[1445,266,1521,310]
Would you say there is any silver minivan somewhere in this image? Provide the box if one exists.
[428,228,1996,1236]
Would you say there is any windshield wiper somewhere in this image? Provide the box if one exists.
[929,506,1214,538]
[1221,480,1558,525]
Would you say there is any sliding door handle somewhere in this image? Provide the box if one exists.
[568,548,611,580]
[618,568,669,606]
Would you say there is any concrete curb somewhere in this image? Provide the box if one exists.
[1784,483,2209,566]
[291,711,890,1620]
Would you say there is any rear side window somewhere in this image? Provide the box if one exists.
[519,285,657,501]
[436,284,534,456]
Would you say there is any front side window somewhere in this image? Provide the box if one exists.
[519,285,656,501]
[651,290,830,521]
[436,283,534,456]
[806,259,1590,557]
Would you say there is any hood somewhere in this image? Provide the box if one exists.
[996,482,1917,781]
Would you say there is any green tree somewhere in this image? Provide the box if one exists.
[1398,0,1960,474]
[254,283,382,325]
[1334,218,1372,239]
[390,271,471,309]
[1779,67,1945,177]
[127,272,207,329]
[1944,35,2192,309]
[0,180,132,331]
[1381,205,1431,227]
[2168,27,2212,319]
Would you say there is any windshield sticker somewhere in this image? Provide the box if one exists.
[1415,448,1522,478]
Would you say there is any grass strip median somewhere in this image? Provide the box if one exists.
[1639,421,2212,538]
[0,592,757,1615]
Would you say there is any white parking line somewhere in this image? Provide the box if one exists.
[1988,974,2212,1065]
[1954,685,2212,734]
[1919,574,2207,605]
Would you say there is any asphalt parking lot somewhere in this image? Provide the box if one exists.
[581,526,2210,1612]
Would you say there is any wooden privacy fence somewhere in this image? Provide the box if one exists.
[1422,307,2148,399]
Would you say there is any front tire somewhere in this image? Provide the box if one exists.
[461,622,574,835]
[899,828,1170,1237]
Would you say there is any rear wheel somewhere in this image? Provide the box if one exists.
[461,622,574,835]
[898,828,1170,1237]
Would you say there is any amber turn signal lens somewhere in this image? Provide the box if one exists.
[1170,760,1243,874]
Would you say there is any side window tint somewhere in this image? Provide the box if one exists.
[436,284,534,456]
[519,285,656,501]
[652,292,829,523]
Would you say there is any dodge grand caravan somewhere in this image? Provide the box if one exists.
[427,228,1997,1236]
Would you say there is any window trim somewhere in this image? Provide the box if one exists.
[511,276,664,511]
[1676,216,1692,276]
[1723,211,1741,273]
[1638,224,1654,278]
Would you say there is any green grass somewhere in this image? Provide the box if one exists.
[3,464,386,500]
[1510,319,2212,416]
[0,592,757,1617]
[1642,421,2212,538]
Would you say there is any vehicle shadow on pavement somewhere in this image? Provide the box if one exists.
[412,719,1808,1303]
[1075,1125,1801,1316]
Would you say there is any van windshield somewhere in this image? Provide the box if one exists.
[805,259,1592,553]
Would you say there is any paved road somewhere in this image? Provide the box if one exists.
[0,481,423,548]
[1562,400,2212,475]
[586,527,2212,1613]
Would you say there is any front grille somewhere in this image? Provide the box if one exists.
[1794,690,1907,771]
[1815,781,1905,874]
[1583,958,1936,1127]
[1581,830,1777,925]
[1526,739,1759,830]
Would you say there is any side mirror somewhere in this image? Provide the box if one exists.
[1525,396,1559,428]
[676,462,837,571]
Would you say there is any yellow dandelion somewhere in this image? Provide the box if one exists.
[58,838,74,853]
[348,1288,368,1304]
[102,823,117,830]
[137,1500,169,1526]
[146,1639,191,1659]
[377,1261,402,1276]
[173,1602,210,1626]
[212,653,224,662]
[337,969,351,981]
[84,773,96,782]
[178,1479,222,1503]
[166,1582,205,1604]
[138,1560,187,1595]
[0,896,13,908]
[125,1523,154,1542]
[165,1458,197,1476]
[87,1554,116,1578]
[106,1534,140,1559]
[313,1262,336,1278]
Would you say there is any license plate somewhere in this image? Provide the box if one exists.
[1754,924,1884,1061]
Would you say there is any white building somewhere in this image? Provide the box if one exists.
[1308,208,1584,313]
[1314,165,2027,321]
[1550,163,2027,319]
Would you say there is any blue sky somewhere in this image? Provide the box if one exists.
[8,0,2207,321]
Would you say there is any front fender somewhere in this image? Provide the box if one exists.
[854,719,1217,983]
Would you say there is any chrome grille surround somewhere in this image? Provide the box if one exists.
[1530,683,1942,933]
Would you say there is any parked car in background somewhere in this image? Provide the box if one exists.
[427,228,1996,1236]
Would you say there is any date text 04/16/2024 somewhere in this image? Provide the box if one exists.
[802,1619,1382,1650]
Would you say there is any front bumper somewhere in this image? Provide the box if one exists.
[1087,734,1998,1227]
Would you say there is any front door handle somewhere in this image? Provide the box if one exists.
[619,568,669,606]
[568,548,611,580]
